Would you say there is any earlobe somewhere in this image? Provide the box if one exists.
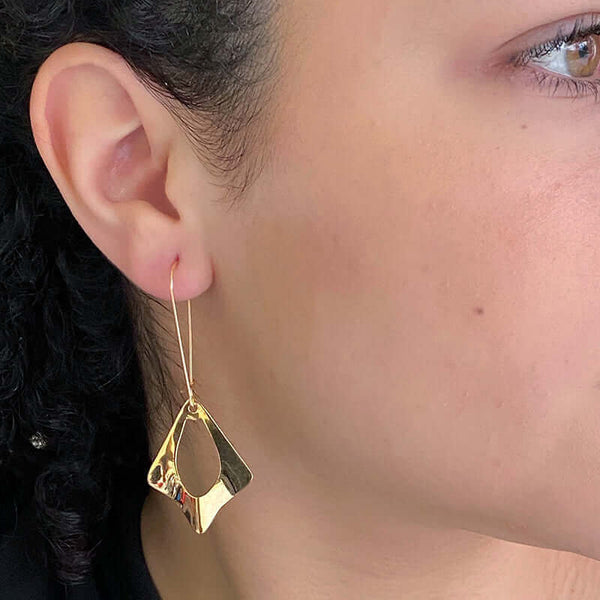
[28,42,213,301]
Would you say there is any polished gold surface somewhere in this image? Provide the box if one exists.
[146,257,253,533]
[147,393,253,533]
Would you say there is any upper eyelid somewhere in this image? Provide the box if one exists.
[514,18,600,78]
[486,13,600,68]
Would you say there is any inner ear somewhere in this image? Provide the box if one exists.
[104,124,180,220]
[43,61,179,223]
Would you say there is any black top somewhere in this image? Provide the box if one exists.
[0,483,163,599]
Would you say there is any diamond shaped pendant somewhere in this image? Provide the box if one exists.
[147,394,253,534]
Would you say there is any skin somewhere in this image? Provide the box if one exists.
[27,0,600,598]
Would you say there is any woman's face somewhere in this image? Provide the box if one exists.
[201,0,600,559]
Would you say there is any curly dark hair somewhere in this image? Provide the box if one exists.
[0,0,281,588]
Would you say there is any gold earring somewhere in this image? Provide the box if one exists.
[146,256,253,534]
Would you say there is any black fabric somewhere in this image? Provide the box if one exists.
[0,482,163,599]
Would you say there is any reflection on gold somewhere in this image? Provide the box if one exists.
[147,394,253,534]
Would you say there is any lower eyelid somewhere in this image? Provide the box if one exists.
[513,65,600,102]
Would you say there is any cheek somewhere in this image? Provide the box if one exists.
[218,0,600,548]
[228,105,600,535]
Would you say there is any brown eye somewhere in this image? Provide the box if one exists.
[564,34,600,77]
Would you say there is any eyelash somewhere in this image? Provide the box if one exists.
[511,15,600,101]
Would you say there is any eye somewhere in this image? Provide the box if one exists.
[506,14,600,101]
[530,34,600,78]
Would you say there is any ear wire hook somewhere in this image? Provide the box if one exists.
[170,257,197,410]
[148,256,253,533]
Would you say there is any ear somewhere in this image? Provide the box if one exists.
[29,42,214,301]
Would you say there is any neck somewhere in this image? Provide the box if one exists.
[137,295,600,600]
[140,426,600,600]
